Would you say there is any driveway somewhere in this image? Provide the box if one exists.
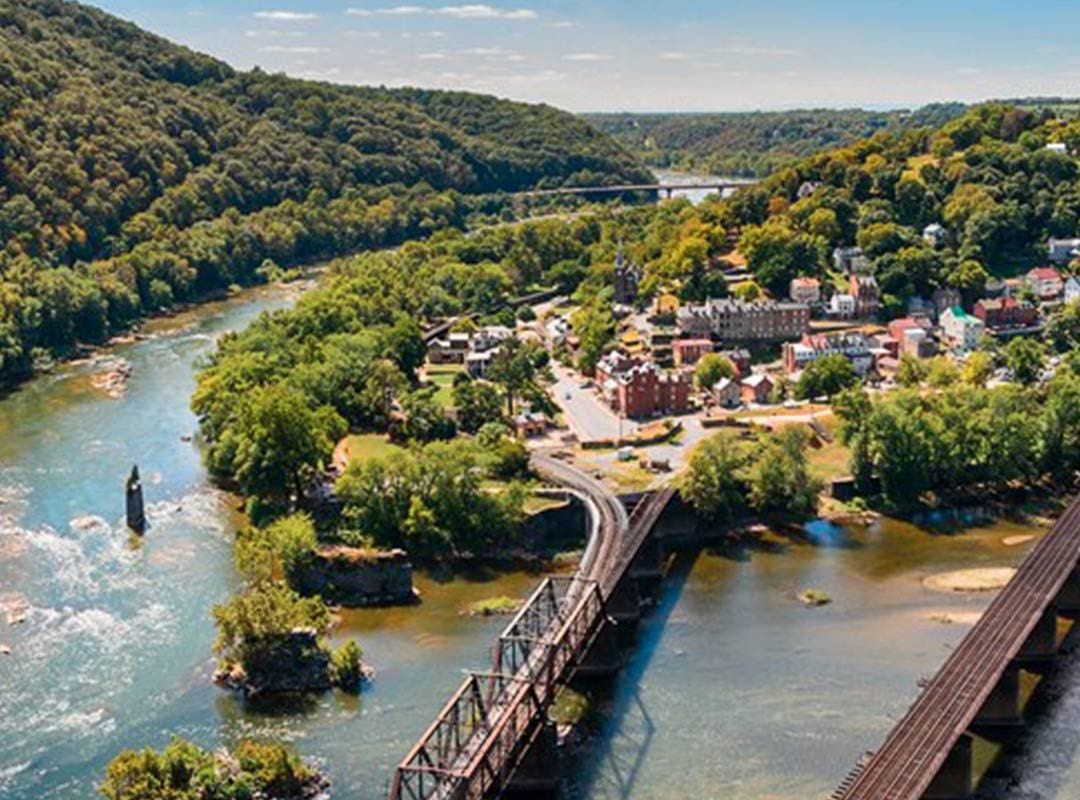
[550,364,638,441]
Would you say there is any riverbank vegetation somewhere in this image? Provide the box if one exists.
[99,737,326,800]
[679,426,823,521]
[0,0,651,388]
[832,370,1080,507]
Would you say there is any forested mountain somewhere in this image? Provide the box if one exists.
[0,0,649,386]
[705,104,1080,316]
[584,105,967,177]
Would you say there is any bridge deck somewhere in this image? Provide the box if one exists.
[833,493,1080,800]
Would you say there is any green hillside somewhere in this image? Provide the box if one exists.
[584,105,967,177]
[0,0,648,385]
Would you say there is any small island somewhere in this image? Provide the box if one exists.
[100,737,329,800]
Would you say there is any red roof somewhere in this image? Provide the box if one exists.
[1028,266,1062,280]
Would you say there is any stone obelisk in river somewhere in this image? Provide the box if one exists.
[125,465,146,534]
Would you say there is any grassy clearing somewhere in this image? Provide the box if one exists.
[425,364,464,409]
[524,494,567,515]
[341,434,404,465]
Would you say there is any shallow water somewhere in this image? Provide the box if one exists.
[0,282,1077,799]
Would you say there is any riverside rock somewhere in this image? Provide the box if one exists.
[295,546,416,607]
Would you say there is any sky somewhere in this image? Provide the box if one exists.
[94,0,1080,113]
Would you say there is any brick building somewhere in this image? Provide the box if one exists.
[602,360,692,419]
[677,298,810,342]
[974,298,1040,331]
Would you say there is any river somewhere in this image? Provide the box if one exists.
[0,280,1077,800]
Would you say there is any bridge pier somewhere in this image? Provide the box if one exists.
[922,733,973,800]
[506,722,560,797]
[1054,566,1080,616]
[606,577,641,625]
[575,617,622,677]
[1014,606,1059,668]
[970,666,1023,739]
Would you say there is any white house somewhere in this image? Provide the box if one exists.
[1026,266,1065,300]
[1066,276,1080,305]
[789,276,822,305]
[940,306,985,351]
[829,293,856,319]
[1047,238,1080,266]
[1047,142,1069,155]
[922,223,947,247]
[713,377,741,409]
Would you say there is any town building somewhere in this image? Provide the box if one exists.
[513,411,550,439]
[1047,237,1080,266]
[1066,276,1080,305]
[797,181,821,199]
[851,274,881,318]
[740,373,776,405]
[1025,266,1065,301]
[677,298,810,342]
[932,287,963,319]
[613,248,642,306]
[618,327,647,358]
[601,359,692,419]
[828,292,856,319]
[782,331,875,375]
[427,331,471,365]
[1047,142,1069,155]
[472,325,513,353]
[719,348,752,377]
[465,349,497,378]
[974,297,1040,331]
[923,223,947,247]
[789,276,822,304]
[713,377,741,409]
[833,246,870,274]
[673,338,714,367]
[940,306,985,351]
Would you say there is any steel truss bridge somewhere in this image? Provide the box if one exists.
[389,454,675,800]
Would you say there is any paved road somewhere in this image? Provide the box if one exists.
[550,364,638,441]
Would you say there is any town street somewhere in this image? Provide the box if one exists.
[550,363,638,441]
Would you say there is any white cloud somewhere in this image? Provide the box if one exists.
[436,5,536,19]
[418,51,449,60]
[658,52,688,61]
[544,20,575,29]
[563,53,611,62]
[463,46,525,61]
[956,67,983,75]
[349,4,536,20]
[253,10,319,21]
[261,45,329,54]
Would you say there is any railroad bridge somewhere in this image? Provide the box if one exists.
[389,454,677,800]
[832,493,1080,800]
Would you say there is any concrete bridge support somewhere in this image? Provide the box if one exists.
[1014,607,1059,669]
[576,617,622,677]
[971,666,1023,738]
[922,734,973,800]
[507,722,559,798]
[1053,566,1080,616]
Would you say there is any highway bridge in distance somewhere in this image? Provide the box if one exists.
[513,179,757,199]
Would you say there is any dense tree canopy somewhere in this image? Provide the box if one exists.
[0,0,650,387]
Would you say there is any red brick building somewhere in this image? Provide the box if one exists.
[604,361,692,419]
[672,339,713,367]
[974,297,1040,330]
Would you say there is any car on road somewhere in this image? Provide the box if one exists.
[564,391,572,400]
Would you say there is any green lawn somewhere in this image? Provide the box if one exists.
[425,365,464,409]
[341,434,404,465]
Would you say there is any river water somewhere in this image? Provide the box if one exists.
[0,281,1077,800]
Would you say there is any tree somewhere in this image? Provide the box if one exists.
[236,513,318,585]
[678,434,747,521]
[453,379,506,433]
[926,356,960,389]
[961,351,993,387]
[1005,337,1045,386]
[226,384,346,507]
[896,353,926,387]
[572,301,615,375]
[695,353,736,389]
[486,337,538,415]
[362,358,408,427]
[399,388,455,442]
[738,219,826,296]
[746,426,822,516]
[1046,301,1080,352]
[795,354,857,399]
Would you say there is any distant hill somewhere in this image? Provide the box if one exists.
[0,0,648,385]
[583,105,968,177]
